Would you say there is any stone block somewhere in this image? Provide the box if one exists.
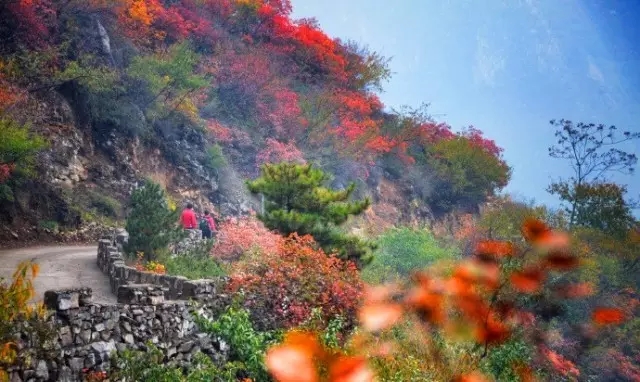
[44,289,90,311]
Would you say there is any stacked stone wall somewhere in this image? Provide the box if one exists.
[8,238,232,382]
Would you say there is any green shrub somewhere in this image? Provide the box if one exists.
[38,220,59,233]
[204,144,227,174]
[124,180,185,261]
[126,41,207,120]
[163,239,226,279]
[362,227,457,283]
[195,306,283,381]
[0,118,47,202]
[427,137,511,213]
[480,337,535,381]
[87,191,121,218]
[111,342,243,381]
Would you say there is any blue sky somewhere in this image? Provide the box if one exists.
[290,0,640,213]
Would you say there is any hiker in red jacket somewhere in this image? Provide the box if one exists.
[180,203,198,230]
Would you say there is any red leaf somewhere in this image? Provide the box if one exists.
[522,219,550,243]
[521,220,570,249]
[405,287,445,324]
[475,240,514,258]
[510,268,545,293]
[475,316,510,345]
[592,307,626,325]
[544,251,579,271]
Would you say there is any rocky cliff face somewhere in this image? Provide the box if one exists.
[0,88,259,247]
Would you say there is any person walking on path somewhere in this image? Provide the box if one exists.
[200,210,217,239]
[180,203,198,230]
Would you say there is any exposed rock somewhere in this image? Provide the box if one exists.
[35,361,48,380]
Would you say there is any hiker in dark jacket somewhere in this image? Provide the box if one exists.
[200,210,217,239]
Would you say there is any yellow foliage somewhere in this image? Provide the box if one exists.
[1,261,45,378]
[127,0,154,26]
[165,193,177,212]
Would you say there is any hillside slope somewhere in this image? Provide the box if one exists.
[0,0,511,245]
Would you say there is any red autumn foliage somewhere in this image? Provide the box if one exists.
[540,346,580,378]
[459,126,503,157]
[212,215,282,261]
[4,0,54,48]
[206,120,253,147]
[592,307,626,325]
[0,76,25,112]
[257,7,347,83]
[262,219,632,381]
[256,138,305,166]
[256,84,304,137]
[475,240,514,259]
[0,163,15,183]
[510,267,545,294]
[228,233,363,330]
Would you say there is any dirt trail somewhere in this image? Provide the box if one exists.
[0,245,115,304]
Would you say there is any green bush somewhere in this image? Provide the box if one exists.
[362,227,457,284]
[204,144,227,174]
[38,220,59,233]
[427,137,511,213]
[111,342,243,381]
[480,337,535,381]
[195,306,283,381]
[126,41,207,120]
[87,191,122,219]
[124,180,185,261]
[163,240,226,279]
[0,118,47,202]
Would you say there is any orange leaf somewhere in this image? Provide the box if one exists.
[475,240,514,258]
[522,219,550,243]
[455,295,490,321]
[30,263,39,279]
[592,307,626,325]
[405,287,445,324]
[358,303,403,332]
[510,268,544,294]
[281,331,323,356]
[328,356,375,382]
[454,372,491,382]
[544,251,579,271]
[475,315,510,345]
[266,345,318,382]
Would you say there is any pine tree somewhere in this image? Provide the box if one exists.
[247,162,375,266]
[124,180,185,261]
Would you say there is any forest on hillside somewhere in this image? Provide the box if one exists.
[0,0,639,381]
[0,0,510,236]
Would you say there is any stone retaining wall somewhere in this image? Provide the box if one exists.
[97,239,228,303]
[7,239,233,382]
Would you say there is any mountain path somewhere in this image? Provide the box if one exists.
[0,245,115,304]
